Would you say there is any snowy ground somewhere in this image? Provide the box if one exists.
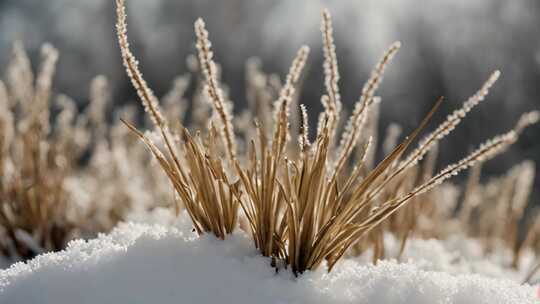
[0,211,537,304]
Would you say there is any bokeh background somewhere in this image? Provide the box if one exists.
[0,0,539,203]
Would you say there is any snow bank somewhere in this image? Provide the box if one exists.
[0,214,536,304]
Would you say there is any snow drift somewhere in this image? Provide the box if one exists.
[0,213,536,304]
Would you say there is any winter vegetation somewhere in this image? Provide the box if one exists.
[0,1,539,303]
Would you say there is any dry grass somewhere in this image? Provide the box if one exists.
[115,0,538,274]
[0,0,535,280]
[117,1,240,239]
[0,43,75,259]
[0,41,175,262]
[0,0,534,276]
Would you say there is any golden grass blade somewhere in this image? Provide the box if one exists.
[299,104,311,152]
[363,111,539,237]
[115,0,166,128]
[399,70,500,171]
[194,18,237,162]
[272,46,310,157]
[321,9,342,138]
[333,42,400,172]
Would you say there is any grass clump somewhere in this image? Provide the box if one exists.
[116,1,538,275]
[0,43,75,259]
[0,41,175,262]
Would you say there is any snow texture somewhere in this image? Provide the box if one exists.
[0,213,536,304]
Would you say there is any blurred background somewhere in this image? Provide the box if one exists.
[0,0,539,203]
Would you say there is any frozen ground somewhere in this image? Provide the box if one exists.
[0,211,537,304]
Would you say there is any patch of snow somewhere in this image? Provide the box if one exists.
[353,233,529,282]
[0,213,536,304]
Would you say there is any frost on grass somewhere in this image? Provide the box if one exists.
[0,213,536,304]
[0,2,538,303]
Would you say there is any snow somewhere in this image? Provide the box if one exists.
[0,212,537,304]
[352,233,535,283]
